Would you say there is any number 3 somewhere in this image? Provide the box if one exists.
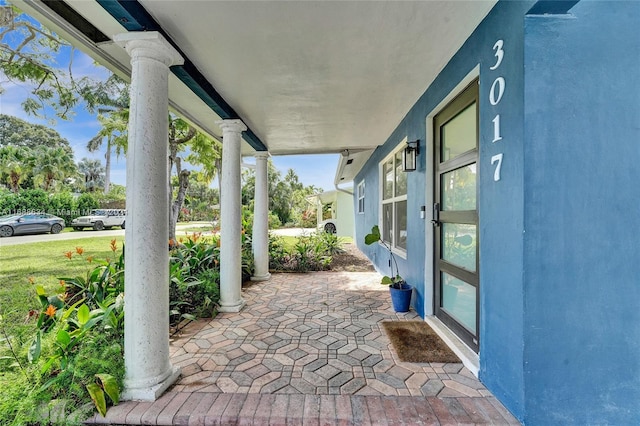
[491,40,504,70]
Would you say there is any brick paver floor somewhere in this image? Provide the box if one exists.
[87,271,520,425]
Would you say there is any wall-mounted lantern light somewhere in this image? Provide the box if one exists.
[402,140,420,172]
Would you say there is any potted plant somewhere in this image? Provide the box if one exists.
[364,225,412,312]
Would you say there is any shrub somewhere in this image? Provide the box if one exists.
[15,188,50,212]
[49,191,76,225]
[169,234,223,330]
[268,232,342,272]
[75,193,99,216]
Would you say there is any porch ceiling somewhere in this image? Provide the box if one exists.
[16,0,496,157]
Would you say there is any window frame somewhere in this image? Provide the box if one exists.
[357,180,365,214]
[378,139,408,257]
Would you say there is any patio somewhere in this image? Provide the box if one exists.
[86,271,519,425]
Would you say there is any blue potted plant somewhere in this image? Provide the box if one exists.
[364,225,412,312]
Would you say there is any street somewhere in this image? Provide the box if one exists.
[0,225,316,247]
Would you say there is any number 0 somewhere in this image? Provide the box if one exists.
[491,154,503,181]
[490,77,505,106]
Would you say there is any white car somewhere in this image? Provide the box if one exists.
[318,219,337,234]
[71,209,126,231]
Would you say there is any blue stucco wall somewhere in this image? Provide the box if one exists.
[354,1,534,420]
[354,0,640,423]
[522,1,640,424]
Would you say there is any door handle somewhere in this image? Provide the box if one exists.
[431,202,440,227]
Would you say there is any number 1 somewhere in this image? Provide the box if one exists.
[492,115,502,143]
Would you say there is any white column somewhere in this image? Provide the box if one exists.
[251,152,271,281]
[114,32,182,401]
[218,119,246,312]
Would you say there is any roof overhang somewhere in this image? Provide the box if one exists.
[13,0,497,158]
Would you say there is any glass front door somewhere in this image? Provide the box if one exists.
[434,81,479,352]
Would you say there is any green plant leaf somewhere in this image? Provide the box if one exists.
[62,299,85,321]
[86,382,107,417]
[56,329,71,348]
[28,331,41,363]
[381,276,393,285]
[96,373,120,405]
[364,225,381,245]
[77,304,90,325]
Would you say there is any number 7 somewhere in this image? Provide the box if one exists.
[491,153,503,181]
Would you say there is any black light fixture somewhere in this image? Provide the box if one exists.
[402,140,420,172]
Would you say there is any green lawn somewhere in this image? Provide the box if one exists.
[0,236,125,338]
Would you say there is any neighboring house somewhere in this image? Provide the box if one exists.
[17,0,639,424]
[307,189,355,238]
[334,2,640,424]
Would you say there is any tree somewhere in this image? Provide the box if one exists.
[87,110,128,193]
[0,5,81,119]
[0,114,72,152]
[0,144,30,192]
[241,161,319,227]
[32,146,76,191]
[77,157,105,192]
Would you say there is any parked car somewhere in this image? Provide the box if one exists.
[71,209,126,231]
[0,213,65,237]
[318,219,337,234]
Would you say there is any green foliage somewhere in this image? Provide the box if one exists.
[316,231,346,256]
[15,188,50,212]
[364,225,404,286]
[0,239,126,425]
[169,234,222,330]
[75,193,99,216]
[0,187,19,212]
[268,231,343,272]
[1,5,105,120]
[241,160,320,228]
[0,115,73,151]
[86,373,120,417]
[49,191,76,224]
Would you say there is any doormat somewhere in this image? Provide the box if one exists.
[382,321,461,363]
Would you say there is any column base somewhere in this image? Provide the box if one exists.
[121,365,181,401]
[218,298,246,313]
[251,272,271,282]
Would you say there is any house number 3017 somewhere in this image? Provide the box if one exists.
[490,39,505,181]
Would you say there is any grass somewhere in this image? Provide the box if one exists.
[0,236,128,425]
[0,236,125,339]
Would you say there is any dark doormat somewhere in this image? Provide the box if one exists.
[382,321,461,363]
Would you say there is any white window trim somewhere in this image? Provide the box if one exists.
[357,180,365,214]
[379,139,408,258]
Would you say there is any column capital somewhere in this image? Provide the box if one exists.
[114,31,183,67]
[217,119,247,134]
[254,151,270,160]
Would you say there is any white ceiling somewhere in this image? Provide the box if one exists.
[16,0,496,160]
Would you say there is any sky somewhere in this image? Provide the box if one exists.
[0,4,342,192]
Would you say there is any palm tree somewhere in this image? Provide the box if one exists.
[87,110,128,193]
[32,146,77,191]
[77,157,105,192]
[0,145,30,192]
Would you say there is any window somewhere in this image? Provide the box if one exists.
[380,142,408,252]
[357,180,365,214]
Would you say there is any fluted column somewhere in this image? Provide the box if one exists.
[218,119,246,312]
[251,151,271,281]
[113,31,183,401]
